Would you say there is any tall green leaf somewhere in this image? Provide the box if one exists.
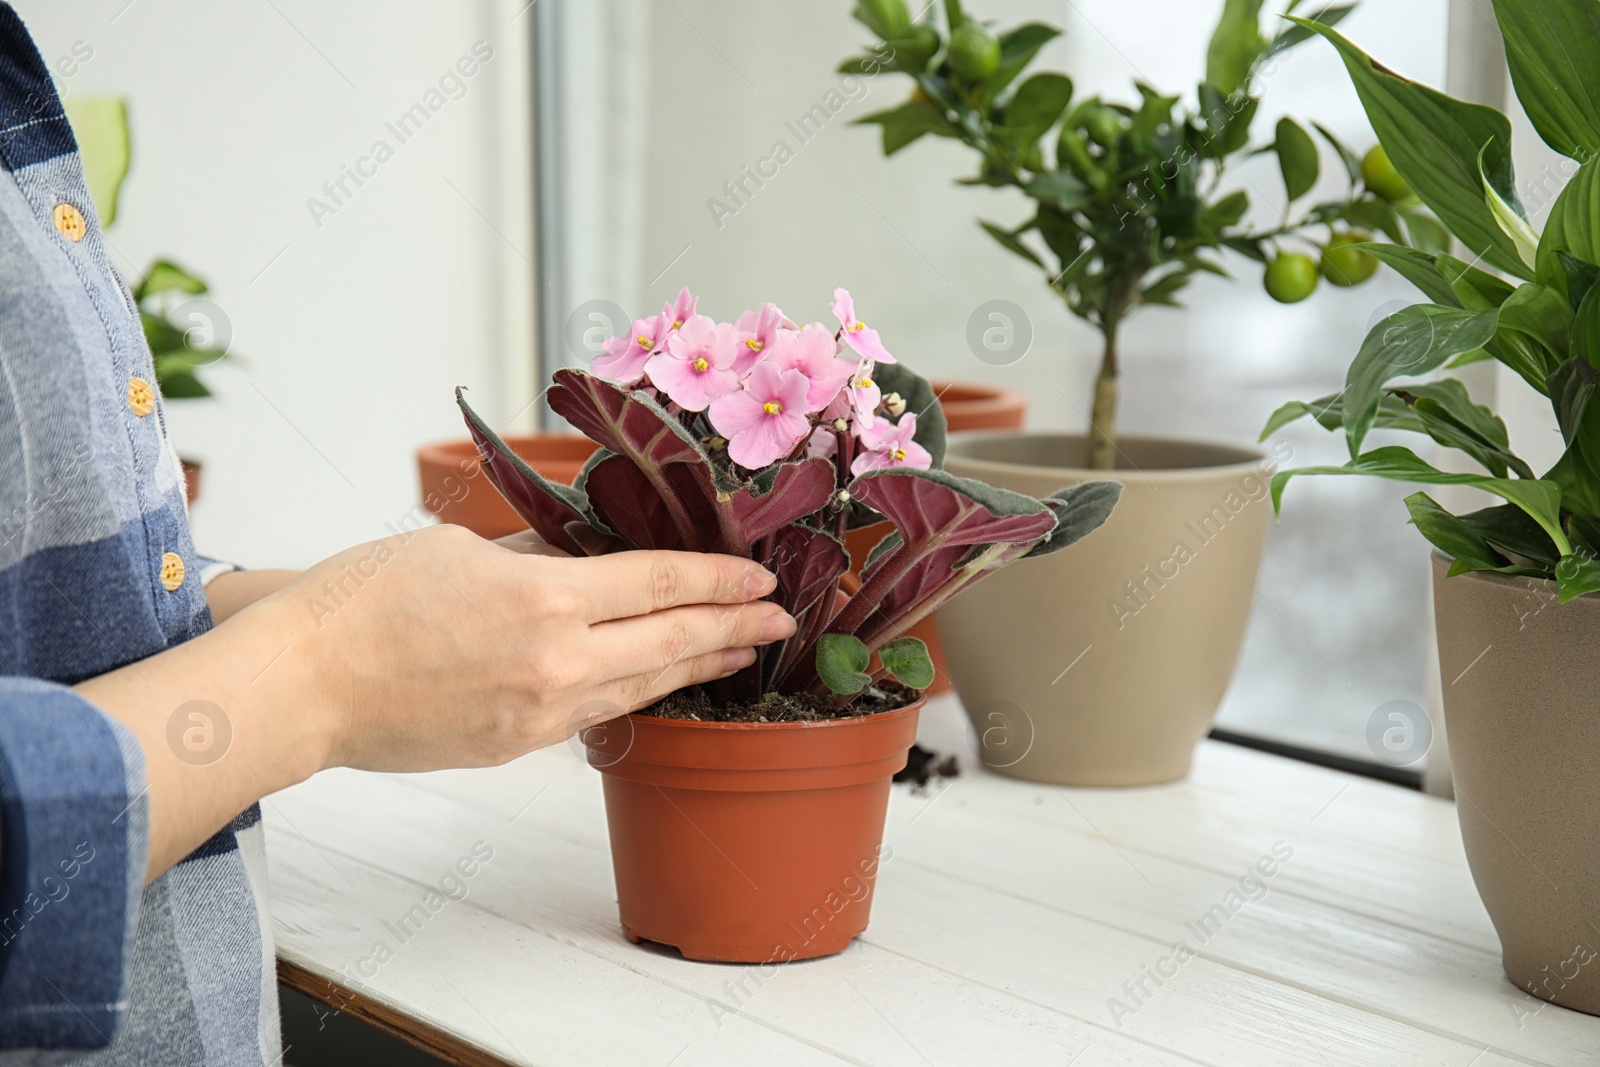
[1342,304,1501,455]
[1357,245,1460,307]
[1207,0,1267,97]
[1292,18,1532,280]
[1491,0,1600,160]
[1535,158,1600,302]
[1271,445,1572,556]
[63,96,130,228]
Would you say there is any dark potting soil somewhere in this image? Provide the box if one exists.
[892,744,960,791]
[640,680,919,724]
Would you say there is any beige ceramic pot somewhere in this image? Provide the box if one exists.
[1431,551,1600,1014]
[939,434,1273,786]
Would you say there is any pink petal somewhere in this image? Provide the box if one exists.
[850,449,893,477]
[830,287,856,330]
[708,388,764,437]
[728,411,808,469]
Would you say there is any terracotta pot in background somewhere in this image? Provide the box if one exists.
[939,433,1270,786]
[180,457,202,506]
[1431,552,1600,1015]
[584,698,923,963]
[930,380,1028,433]
[415,434,600,539]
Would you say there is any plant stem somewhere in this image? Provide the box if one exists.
[1084,317,1120,471]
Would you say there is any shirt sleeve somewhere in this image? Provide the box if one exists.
[0,678,147,1052]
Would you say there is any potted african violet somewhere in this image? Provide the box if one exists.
[1269,1,1600,1014]
[457,287,1120,962]
[839,0,1422,785]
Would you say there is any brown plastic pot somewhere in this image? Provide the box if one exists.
[931,380,1028,433]
[583,697,923,963]
[1431,551,1600,1014]
[416,434,599,539]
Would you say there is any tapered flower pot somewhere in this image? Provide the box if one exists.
[1431,551,1600,1014]
[416,434,599,539]
[939,434,1271,786]
[583,698,923,963]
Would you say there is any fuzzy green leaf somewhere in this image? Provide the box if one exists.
[879,637,935,690]
[816,633,873,695]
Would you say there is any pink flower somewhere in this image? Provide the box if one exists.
[592,313,668,383]
[831,287,896,364]
[645,315,739,411]
[708,361,813,469]
[733,303,794,376]
[847,359,882,421]
[663,286,699,330]
[766,324,856,412]
[851,413,932,476]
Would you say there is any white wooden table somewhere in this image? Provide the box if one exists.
[263,694,1600,1066]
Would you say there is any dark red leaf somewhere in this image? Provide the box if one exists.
[456,387,596,555]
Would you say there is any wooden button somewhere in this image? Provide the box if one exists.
[52,202,86,242]
[127,377,155,417]
[159,552,185,591]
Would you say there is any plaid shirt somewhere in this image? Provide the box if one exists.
[0,5,278,1062]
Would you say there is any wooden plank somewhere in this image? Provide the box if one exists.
[265,763,1522,1066]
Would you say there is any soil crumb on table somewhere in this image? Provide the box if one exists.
[641,681,918,723]
[893,744,959,792]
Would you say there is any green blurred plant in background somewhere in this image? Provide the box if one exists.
[65,95,233,400]
[840,0,1437,469]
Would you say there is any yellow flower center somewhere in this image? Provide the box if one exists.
[745,338,764,351]
[763,401,783,415]
[692,358,709,372]
[636,334,651,347]
[891,447,907,461]
[856,377,873,390]
[672,319,684,329]
[853,320,866,332]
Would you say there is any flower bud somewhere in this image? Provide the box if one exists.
[884,392,906,417]
[833,418,849,432]
[835,490,851,506]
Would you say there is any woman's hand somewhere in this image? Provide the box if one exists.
[77,525,792,881]
[283,525,792,771]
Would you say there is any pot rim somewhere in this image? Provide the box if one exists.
[416,432,597,463]
[1431,548,1600,604]
[624,695,925,733]
[944,431,1270,481]
[928,380,1029,408]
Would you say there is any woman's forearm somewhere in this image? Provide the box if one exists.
[74,594,333,883]
[205,569,301,624]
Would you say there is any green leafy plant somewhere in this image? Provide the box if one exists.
[134,259,231,398]
[1266,1,1600,604]
[66,95,233,399]
[841,0,1423,470]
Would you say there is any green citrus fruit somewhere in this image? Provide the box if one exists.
[1361,146,1412,202]
[948,24,1000,80]
[1321,231,1379,287]
[1087,108,1127,147]
[1265,253,1320,304]
[899,24,940,70]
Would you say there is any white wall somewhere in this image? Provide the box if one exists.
[16,0,537,569]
